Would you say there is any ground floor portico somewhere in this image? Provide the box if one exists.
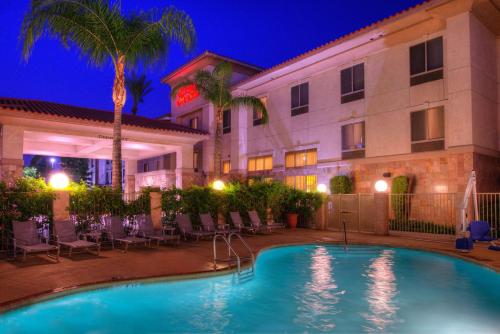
[0,98,207,191]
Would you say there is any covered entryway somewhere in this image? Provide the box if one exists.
[0,98,208,192]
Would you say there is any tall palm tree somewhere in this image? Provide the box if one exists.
[126,72,153,116]
[20,0,196,190]
[172,62,268,178]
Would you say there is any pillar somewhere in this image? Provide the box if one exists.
[149,191,162,230]
[53,191,70,221]
[0,125,24,186]
[230,104,248,179]
[373,193,389,236]
[175,144,195,189]
[124,160,137,194]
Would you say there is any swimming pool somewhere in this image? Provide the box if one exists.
[1,245,499,333]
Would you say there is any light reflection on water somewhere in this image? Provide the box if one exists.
[362,249,399,332]
[295,245,344,331]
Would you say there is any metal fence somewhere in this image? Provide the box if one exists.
[477,193,499,240]
[388,193,456,239]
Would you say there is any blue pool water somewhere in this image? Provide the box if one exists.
[1,245,499,333]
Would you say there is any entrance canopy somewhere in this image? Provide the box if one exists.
[0,98,208,189]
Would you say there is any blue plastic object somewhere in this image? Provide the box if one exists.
[469,221,495,242]
[456,236,473,250]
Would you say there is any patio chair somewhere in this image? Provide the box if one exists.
[175,214,214,241]
[136,214,180,246]
[54,220,100,257]
[106,216,150,252]
[12,220,60,262]
[229,211,261,234]
[469,221,497,242]
[200,213,239,236]
[248,210,284,232]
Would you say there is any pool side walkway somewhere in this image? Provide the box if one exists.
[0,229,499,311]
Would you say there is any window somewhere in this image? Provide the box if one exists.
[189,117,199,129]
[222,109,231,134]
[285,149,317,168]
[285,175,317,192]
[341,63,364,103]
[341,121,365,159]
[222,160,231,175]
[291,83,309,116]
[143,163,149,173]
[156,160,160,171]
[247,155,273,172]
[410,37,443,86]
[193,151,199,172]
[253,97,267,126]
[411,106,444,152]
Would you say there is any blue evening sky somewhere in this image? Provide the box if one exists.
[0,0,422,118]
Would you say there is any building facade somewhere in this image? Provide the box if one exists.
[158,0,500,194]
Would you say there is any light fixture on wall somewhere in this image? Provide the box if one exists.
[316,183,328,193]
[212,180,225,191]
[49,172,70,190]
[374,179,388,193]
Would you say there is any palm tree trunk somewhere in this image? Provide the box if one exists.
[213,107,223,179]
[111,55,126,190]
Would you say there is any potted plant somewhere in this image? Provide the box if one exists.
[284,189,301,229]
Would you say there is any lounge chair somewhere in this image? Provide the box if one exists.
[248,210,284,232]
[106,216,150,252]
[136,214,179,246]
[12,220,60,262]
[175,214,214,241]
[200,213,239,236]
[469,221,497,242]
[54,220,100,257]
[229,211,261,234]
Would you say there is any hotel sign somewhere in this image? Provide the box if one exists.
[175,84,199,106]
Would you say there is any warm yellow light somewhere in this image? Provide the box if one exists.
[374,179,388,192]
[317,183,328,193]
[212,180,225,191]
[49,173,70,189]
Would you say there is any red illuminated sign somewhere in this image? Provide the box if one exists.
[175,84,199,106]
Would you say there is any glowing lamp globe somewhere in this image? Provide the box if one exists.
[49,173,70,190]
[317,183,328,193]
[212,180,225,191]
[374,179,388,193]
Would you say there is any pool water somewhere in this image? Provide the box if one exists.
[1,245,499,333]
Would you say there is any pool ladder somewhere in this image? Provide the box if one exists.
[213,233,255,278]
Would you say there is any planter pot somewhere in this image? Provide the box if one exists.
[287,213,299,229]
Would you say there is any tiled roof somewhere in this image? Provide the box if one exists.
[0,97,207,135]
[235,0,432,88]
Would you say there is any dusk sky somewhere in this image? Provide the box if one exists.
[0,0,422,119]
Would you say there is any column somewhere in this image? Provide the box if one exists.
[230,104,248,179]
[0,125,24,186]
[124,159,137,194]
[175,144,195,189]
[373,193,389,236]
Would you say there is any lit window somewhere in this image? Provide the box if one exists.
[222,160,231,175]
[291,82,309,116]
[285,149,317,169]
[341,63,364,104]
[285,175,317,192]
[189,117,199,129]
[410,36,443,86]
[247,155,273,172]
[193,151,199,172]
[223,109,231,134]
[253,97,267,126]
[411,106,445,152]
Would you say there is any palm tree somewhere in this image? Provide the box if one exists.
[20,0,196,190]
[126,72,153,116]
[172,62,268,179]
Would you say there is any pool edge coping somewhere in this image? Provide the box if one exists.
[0,239,498,314]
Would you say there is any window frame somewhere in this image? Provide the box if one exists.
[193,151,199,172]
[189,117,199,130]
[222,160,231,175]
[285,149,317,169]
[285,175,317,192]
[222,109,231,134]
[340,63,365,104]
[247,155,273,173]
[290,82,309,116]
[253,96,267,126]
[410,106,445,152]
[341,121,366,159]
[410,36,443,86]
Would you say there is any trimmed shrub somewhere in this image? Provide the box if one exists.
[330,175,353,194]
[391,176,410,221]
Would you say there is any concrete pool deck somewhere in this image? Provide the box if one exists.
[0,229,499,311]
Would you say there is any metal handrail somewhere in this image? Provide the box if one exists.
[228,232,255,272]
[213,234,241,274]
